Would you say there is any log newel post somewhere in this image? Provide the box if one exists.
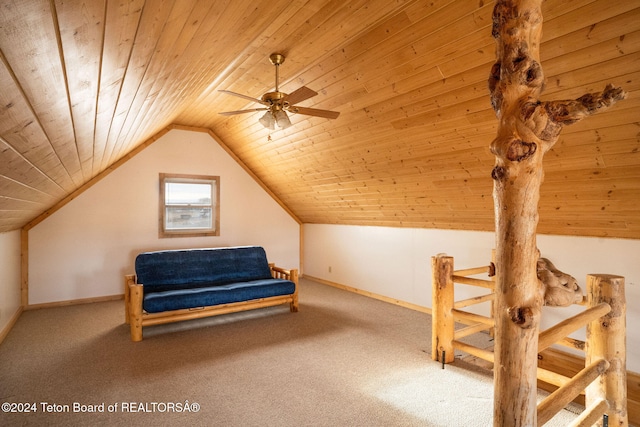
[431,255,455,364]
[586,274,628,427]
[488,1,625,425]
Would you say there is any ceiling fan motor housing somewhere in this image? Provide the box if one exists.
[261,91,288,113]
[261,91,286,104]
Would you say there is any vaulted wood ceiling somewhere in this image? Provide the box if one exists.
[1,0,638,238]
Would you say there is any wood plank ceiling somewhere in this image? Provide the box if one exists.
[0,0,638,238]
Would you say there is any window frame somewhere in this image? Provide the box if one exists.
[159,173,220,238]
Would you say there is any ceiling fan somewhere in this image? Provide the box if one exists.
[218,53,340,130]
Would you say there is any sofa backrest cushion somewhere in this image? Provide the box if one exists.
[135,246,273,291]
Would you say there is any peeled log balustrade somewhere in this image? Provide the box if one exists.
[431,254,627,426]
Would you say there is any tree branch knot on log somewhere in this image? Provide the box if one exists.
[507,305,536,329]
[506,139,537,162]
[491,165,507,181]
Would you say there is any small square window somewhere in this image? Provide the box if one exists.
[159,173,220,238]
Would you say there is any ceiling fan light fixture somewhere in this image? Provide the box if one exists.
[259,111,275,130]
[274,109,291,129]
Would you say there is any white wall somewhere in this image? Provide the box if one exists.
[0,230,21,336]
[28,129,300,305]
[303,223,640,372]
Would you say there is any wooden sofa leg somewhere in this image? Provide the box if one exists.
[290,269,299,312]
[129,283,144,342]
[124,274,135,324]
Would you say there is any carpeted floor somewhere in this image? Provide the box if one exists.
[0,278,578,426]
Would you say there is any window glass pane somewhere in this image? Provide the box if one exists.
[165,207,212,230]
[159,173,219,238]
[165,182,212,205]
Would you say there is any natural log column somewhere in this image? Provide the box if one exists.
[488,1,626,425]
[586,274,627,426]
[431,255,455,364]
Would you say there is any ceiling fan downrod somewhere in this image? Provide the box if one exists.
[269,53,285,92]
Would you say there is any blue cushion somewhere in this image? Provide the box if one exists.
[142,278,295,313]
[135,246,273,292]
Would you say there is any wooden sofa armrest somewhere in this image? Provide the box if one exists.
[270,265,295,279]
[269,264,299,312]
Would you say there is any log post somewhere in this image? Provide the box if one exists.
[586,274,627,427]
[290,269,299,312]
[129,283,144,342]
[124,274,135,324]
[431,254,455,364]
[488,1,626,425]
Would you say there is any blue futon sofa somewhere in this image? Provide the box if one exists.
[124,246,298,341]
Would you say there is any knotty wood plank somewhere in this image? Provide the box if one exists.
[0,0,84,188]
[108,0,203,160]
[92,0,145,173]
[53,0,105,182]
[99,0,175,169]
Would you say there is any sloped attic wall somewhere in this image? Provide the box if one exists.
[0,230,21,337]
[27,129,300,305]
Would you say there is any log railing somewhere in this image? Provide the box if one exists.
[431,254,627,426]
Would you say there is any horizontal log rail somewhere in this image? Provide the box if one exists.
[452,309,494,327]
[454,322,492,340]
[536,366,573,390]
[432,254,628,426]
[568,398,608,427]
[454,293,495,309]
[452,340,494,364]
[451,275,495,289]
[556,336,586,352]
[538,303,611,353]
[453,266,492,277]
[537,358,610,426]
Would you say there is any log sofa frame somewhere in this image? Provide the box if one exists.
[124,246,298,342]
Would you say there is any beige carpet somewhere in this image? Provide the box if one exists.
[0,278,578,426]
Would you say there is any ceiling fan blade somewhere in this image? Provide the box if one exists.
[284,86,317,105]
[289,106,340,119]
[218,90,268,105]
[218,108,268,116]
